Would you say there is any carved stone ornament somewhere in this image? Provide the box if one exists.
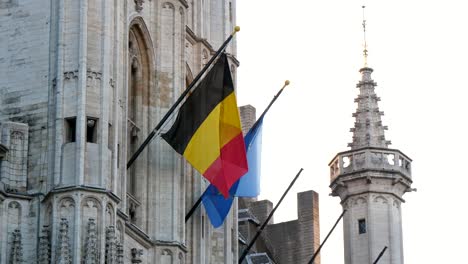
[131,248,143,263]
[56,218,72,264]
[134,0,144,12]
[38,226,51,264]
[83,218,98,263]
[10,229,23,263]
[105,226,117,264]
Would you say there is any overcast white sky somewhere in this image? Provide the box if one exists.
[235,1,468,263]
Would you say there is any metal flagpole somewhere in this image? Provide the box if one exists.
[126,26,240,170]
[185,189,205,222]
[373,246,388,264]
[238,168,304,264]
[307,210,347,264]
[184,80,291,223]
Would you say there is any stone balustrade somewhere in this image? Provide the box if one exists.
[329,147,412,182]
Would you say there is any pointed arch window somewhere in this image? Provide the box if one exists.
[127,29,143,197]
[126,20,153,227]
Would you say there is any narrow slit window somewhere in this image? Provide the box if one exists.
[65,117,76,143]
[117,144,120,168]
[358,218,367,234]
[86,118,98,143]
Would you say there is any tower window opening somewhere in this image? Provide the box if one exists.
[117,144,120,168]
[358,218,367,234]
[86,118,98,143]
[64,117,76,143]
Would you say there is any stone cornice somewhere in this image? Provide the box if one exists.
[125,222,153,248]
[328,146,412,166]
[116,210,188,252]
[117,208,130,221]
[329,169,413,187]
[185,26,239,66]
[153,240,188,253]
[43,185,121,203]
[226,53,240,67]
[0,189,35,200]
[185,26,202,45]
[340,191,406,204]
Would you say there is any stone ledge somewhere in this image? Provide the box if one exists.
[153,240,188,253]
[125,221,153,249]
[43,185,121,203]
[339,191,407,205]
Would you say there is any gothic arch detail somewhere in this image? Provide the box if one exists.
[161,249,173,264]
[373,195,388,204]
[162,2,175,9]
[7,201,22,231]
[58,197,75,219]
[105,203,115,227]
[81,197,102,220]
[126,17,155,230]
[354,197,367,206]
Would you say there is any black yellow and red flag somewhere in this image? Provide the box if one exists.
[161,53,248,197]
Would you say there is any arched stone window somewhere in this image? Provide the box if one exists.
[126,18,154,226]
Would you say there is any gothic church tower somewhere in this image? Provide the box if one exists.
[0,0,239,263]
[328,7,414,264]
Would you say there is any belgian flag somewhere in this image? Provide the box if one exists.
[162,53,248,197]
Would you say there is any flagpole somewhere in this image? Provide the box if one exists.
[185,188,206,222]
[373,246,388,264]
[257,80,289,122]
[126,26,240,169]
[184,80,291,223]
[238,168,304,264]
[307,210,347,264]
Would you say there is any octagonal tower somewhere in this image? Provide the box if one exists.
[329,66,414,264]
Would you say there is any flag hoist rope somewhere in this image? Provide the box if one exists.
[126,26,240,170]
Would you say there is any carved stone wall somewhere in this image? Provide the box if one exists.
[0,0,239,263]
[0,122,28,191]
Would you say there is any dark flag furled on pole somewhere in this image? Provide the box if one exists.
[161,53,248,197]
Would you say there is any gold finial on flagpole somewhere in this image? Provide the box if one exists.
[232,26,240,36]
[362,5,368,67]
[281,80,290,90]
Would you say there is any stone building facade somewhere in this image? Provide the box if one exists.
[0,0,239,263]
[238,191,320,264]
[329,66,414,264]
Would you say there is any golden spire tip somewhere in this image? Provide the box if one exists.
[285,80,290,86]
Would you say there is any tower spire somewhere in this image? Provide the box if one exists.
[362,5,368,67]
[349,5,391,149]
[329,6,415,264]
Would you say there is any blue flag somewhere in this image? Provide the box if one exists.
[202,117,263,227]
[235,117,263,197]
[201,181,238,228]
